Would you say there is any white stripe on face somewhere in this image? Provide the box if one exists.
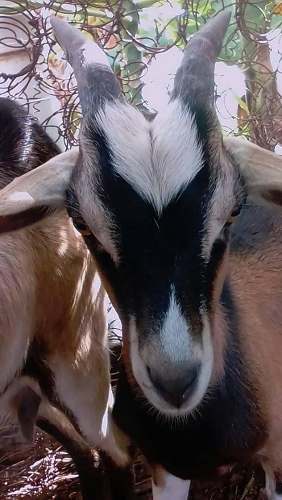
[95,100,203,214]
[160,288,192,363]
[129,293,213,417]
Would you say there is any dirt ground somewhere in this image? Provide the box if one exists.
[0,430,267,500]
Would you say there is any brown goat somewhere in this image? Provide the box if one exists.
[0,98,130,499]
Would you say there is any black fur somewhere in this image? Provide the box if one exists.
[0,99,59,231]
[276,481,282,495]
[0,98,59,188]
[78,67,122,114]
[38,417,112,500]
[22,338,55,402]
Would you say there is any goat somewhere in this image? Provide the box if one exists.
[1,12,282,500]
[0,98,130,499]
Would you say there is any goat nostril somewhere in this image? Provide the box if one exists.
[181,366,199,402]
[146,363,200,408]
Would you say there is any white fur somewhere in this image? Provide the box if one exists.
[263,464,282,500]
[160,288,192,363]
[8,192,34,203]
[51,357,127,465]
[152,470,190,500]
[96,100,203,214]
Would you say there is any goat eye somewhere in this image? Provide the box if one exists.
[72,218,92,237]
[226,205,242,226]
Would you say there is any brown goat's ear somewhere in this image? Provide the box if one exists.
[0,149,79,232]
[224,137,282,207]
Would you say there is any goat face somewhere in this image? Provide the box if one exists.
[57,12,244,416]
[67,100,244,416]
[0,13,279,418]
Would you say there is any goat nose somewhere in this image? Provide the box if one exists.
[147,364,200,408]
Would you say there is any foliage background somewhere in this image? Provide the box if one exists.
[0,0,281,498]
[0,0,282,150]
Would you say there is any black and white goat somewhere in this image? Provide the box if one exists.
[0,98,130,499]
[1,12,282,500]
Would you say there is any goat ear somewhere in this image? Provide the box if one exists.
[0,149,79,232]
[224,137,282,207]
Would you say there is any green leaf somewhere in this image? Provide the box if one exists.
[234,94,250,114]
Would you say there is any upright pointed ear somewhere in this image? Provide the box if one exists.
[224,137,282,207]
[0,149,79,232]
